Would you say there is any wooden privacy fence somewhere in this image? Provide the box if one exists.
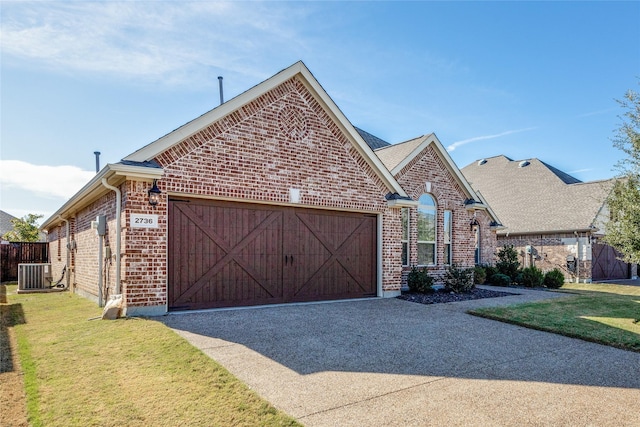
[0,242,49,282]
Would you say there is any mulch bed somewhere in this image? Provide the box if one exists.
[397,287,518,305]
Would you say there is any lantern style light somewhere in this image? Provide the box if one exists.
[148,180,161,206]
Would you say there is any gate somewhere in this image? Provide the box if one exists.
[0,242,49,282]
[591,242,629,281]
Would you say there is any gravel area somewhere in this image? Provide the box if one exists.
[397,287,518,305]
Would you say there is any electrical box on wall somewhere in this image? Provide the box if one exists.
[96,215,106,236]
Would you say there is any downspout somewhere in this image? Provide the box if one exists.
[57,216,70,289]
[101,178,122,295]
[574,231,580,283]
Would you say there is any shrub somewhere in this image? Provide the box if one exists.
[513,269,524,286]
[473,266,487,284]
[543,269,565,289]
[482,265,498,281]
[521,266,544,288]
[490,273,511,287]
[495,245,520,280]
[443,264,475,293]
[407,267,435,294]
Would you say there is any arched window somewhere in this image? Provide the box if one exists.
[417,194,436,265]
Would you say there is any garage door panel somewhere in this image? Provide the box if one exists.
[290,211,377,301]
[169,199,376,310]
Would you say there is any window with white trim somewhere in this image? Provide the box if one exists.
[444,210,452,265]
[401,208,409,266]
[417,194,436,265]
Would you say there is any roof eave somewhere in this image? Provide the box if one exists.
[497,227,596,236]
[123,61,407,198]
[41,164,164,231]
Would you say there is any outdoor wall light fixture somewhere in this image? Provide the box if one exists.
[148,180,161,206]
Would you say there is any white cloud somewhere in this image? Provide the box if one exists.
[0,2,312,86]
[447,127,537,151]
[0,160,94,199]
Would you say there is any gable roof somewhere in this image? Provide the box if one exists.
[461,155,613,235]
[0,210,18,237]
[375,134,486,202]
[124,61,406,198]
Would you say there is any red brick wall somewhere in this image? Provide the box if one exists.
[499,233,591,281]
[69,190,119,302]
[49,75,495,310]
[394,145,495,283]
[153,76,398,293]
[122,180,167,311]
[475,210,498,266]
[48,224,65,282]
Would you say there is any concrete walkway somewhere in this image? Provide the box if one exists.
[161,287,640,426]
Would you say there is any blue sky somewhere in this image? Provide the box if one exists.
[1,1,639,222]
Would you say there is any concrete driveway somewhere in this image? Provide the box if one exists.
[160,287,640,426]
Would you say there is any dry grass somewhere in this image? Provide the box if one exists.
[470,283,640,352]
[1,284,301,427]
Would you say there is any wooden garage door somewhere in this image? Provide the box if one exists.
[168,199,377,310]
[592,242,630,281]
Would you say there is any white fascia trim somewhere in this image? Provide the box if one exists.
[111,164,164,181]
[295,67,407,197]
[123,63,308,162]
[122,61,407,198]
[387,199,419,208]
[391,134,482,202]
[40,163,164,231]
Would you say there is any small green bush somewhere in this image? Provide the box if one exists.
[482,265,498,281]
[521,266,544,288]
[543,269,565,289]
[473,266,487,284]
[407,267,435,294]
[490,273,511,287]
[495,245,520,280]
[443,264,475,293]
[513,269,524,286]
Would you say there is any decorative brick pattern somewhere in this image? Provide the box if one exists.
[47,72,493,312]
[394,145,496,284]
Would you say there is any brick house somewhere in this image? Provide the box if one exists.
[462,155,636,282]
[41,61,500,316]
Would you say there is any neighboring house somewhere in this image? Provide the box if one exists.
[40,61,500,316]
[1,210,47,242]
[0,210,18,239]
[462,155,636,282]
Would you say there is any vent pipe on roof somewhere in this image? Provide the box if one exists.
[218,76,224,105]
[94,151,101,173]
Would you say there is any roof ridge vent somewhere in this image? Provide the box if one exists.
[518,160,530,168]
[478,159,487,165]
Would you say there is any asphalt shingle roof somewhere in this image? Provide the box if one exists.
[461,155,613,235]
[0,210,17,237]
[373,136,425,172]
[355,127,391,150]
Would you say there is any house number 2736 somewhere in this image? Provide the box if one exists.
[130,214,159,229]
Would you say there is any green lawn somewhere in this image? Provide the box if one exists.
[0,284,301,427]
[469,283,640,352]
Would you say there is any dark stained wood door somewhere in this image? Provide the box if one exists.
[592,242,630,281]
[169,200,284,310]
[288,210,377,302]
[168,199,377,310]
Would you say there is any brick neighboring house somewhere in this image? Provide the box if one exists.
[41,61,500,316]
[462,155,637,282]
